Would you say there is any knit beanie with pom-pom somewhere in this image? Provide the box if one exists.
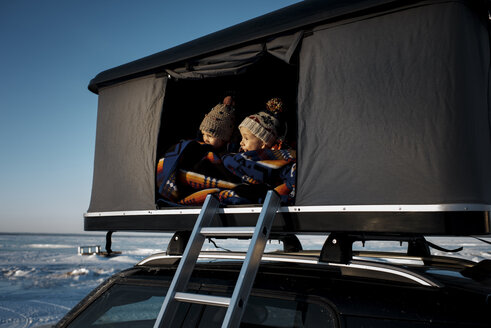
[239,98,285,146]
[199,103,236,141]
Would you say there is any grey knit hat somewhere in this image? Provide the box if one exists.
[199,103,236,141]
[239,98,284,146]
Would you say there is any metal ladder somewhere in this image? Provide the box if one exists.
[153,190,280,328]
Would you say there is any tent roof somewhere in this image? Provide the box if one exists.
[88,0,402,93]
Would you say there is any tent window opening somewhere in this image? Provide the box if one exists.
[155,55,298,208]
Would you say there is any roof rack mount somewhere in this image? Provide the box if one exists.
[320,233,464,264]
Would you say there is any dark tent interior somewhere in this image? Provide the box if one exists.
[156,54,299,158]
[155,54,299,205]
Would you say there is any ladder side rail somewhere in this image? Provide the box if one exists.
[153,195,220,328]
[222,190,281,328]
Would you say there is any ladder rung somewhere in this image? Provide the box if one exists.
[201,227,255,237]
[174,292,231,307]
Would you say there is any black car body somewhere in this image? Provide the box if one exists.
[57,244,491,327]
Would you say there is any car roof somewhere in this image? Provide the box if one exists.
[135,249,491,291]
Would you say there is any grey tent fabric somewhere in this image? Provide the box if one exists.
[296,2,491,206]
[166,44,264,79]
[265,31,304,64]
[166,31,303,79]
[88,76,166,212]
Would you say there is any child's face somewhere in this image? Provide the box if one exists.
[239,127,265,152]
[202,131,226,149]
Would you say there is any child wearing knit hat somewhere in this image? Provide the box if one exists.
[238,98,285,152]
[199,96,236,150]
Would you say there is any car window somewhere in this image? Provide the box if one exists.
[67,284,167,328]
[93,295,165,325]
[66,283,337,328]
[183,296,336,328]
[241,296,337,327]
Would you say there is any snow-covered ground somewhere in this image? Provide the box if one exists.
[0,233,489,327]
[0,233,170,328]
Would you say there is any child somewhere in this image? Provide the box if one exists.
[199,96,236,150]
[221,97,296,204]
[238,97,285,151]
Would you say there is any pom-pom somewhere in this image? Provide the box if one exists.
[266,97,284,114]
[223,96,235,106]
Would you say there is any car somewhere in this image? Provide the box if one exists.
[56,232,491,327]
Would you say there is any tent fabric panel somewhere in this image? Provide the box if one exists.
[165,32,303,80]
[166,44,264,79]
[296,2,491,206]
[88,76,166,212]
[266,31,304,64]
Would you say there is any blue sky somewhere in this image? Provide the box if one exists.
[0,0,300,233]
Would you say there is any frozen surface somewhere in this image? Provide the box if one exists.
[0,233,489,327]
[0,233,169,327]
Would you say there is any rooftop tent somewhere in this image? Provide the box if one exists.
[86,0,491,234]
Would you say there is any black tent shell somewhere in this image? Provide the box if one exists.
[88,0,404,94]
[85,0,491,235]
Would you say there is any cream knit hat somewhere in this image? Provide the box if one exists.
[199,103,236,141]
[239,98,284,146]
